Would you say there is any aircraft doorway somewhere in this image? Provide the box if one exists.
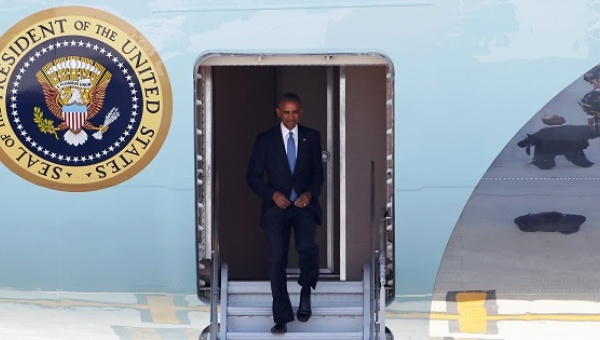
[195,54,394,297]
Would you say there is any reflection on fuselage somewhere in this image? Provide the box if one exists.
[432,65,600,339]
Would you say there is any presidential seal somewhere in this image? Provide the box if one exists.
[0,7,172,191]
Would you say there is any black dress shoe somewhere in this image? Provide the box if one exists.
[297,287,312,322]
[271,322,287,334]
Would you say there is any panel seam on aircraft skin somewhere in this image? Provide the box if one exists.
[150,1,433,13]
[482,177,600,180]
[397,186,475,191]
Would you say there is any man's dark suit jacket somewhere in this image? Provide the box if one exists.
[246,124,324,230]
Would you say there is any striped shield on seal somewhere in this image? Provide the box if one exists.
[62,104,88,133]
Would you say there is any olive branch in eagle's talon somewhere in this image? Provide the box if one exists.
[33,106,59,139]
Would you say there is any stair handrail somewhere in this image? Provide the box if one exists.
[369,161,376,339]
[378,209,387,340]
[369,160,389,340]
[209,171,221,340]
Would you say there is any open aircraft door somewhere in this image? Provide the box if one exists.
[194,54,395,339]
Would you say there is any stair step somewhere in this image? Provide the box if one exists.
[228,281,363,294]
[223,280,368,336]
[227,314,364,333]
[228,306,363,316]
[228,295,363,308]
[225,331,363,340]
[227,281,364,309]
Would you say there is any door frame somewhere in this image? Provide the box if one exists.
[194,53,395,298]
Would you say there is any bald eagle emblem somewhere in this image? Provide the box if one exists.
[35,56,120,146]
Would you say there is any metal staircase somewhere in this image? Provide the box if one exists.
[198,162,394,339]
[215,263,374,340]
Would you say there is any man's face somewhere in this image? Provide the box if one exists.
[276,100,303,130]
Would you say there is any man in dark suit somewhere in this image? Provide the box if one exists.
[246,93,324,334]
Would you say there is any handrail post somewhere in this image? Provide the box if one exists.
[369,161,376,339]
[378,210,387,340]
[209,171,220,340]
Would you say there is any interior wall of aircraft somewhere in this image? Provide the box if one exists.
[213,66,276,280]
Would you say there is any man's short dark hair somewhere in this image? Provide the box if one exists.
[277,92,302,108]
